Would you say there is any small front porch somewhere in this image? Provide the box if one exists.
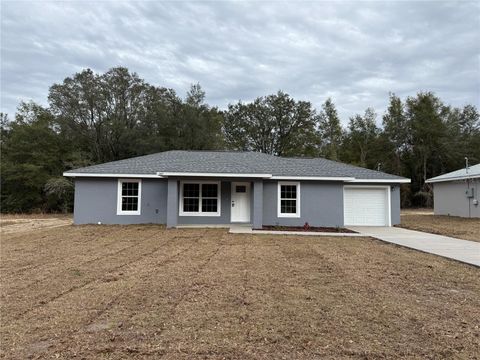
[166,178,264,229]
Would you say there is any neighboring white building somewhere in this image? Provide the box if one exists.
[426,164,480,218]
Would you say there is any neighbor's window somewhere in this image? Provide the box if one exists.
[117,179,141,215]
[180,181,220,216]
[278,182,300,217]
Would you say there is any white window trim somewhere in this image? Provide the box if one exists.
[277,181,301,218]
[343,185,391,227]
[179,181,221,217]
[117,179,142,215]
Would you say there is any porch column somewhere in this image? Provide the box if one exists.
[166,178,178,228]
[253,180,263,229]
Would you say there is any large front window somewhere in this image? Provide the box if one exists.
[117,179,141,215]
[277,181,300,217]
[180,181,221,216]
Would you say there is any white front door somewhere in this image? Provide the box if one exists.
[231,182,251,222]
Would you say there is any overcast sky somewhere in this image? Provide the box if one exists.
[1,1,479,124]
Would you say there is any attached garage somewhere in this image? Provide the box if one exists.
[344,186,391,226]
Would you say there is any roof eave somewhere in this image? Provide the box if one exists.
[63,172,163,178]
[348,178,411,184]
[426,174,480,183]
[64,171,410,183]
[157,172,273,178]
[271,176,355,181]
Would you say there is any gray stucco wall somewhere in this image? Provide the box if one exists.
[433,179,479,218]
[166,178,178,228]
[252,180,263,229]
[74,177,403,226]
[74,178,167,224]
[262,181,345,227]
[263,181,400,227]
[391,185,401,225]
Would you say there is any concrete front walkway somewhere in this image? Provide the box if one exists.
[348,226,480,267]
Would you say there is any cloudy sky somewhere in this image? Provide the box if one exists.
[1,1,479,123]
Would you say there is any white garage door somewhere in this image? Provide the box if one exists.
[344,187,390,226]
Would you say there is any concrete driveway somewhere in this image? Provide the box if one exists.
[348,226,480,267]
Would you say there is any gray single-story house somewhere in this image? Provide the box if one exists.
[63,151,410,228]
[426,164,479,218]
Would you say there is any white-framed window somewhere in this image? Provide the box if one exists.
[117,179,142,215]
[179,181,221,216]
[277,181,300,218]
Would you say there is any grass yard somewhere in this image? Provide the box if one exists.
[400,209,480,242]
[1,223,479,359]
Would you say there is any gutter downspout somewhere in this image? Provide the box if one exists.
[467,179,471,218]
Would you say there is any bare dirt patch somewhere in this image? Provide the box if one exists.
[402,208,434,215]
[1,225,479,359]
[0,214,72,234]
[400,210,480,242]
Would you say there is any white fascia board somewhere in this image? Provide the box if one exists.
[348,179,411,184]
[157,172,272,178]
[270,176,355,181]
[63,172,163,178]
[426,174,480,183]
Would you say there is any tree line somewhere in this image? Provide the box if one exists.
[1,67,479,212]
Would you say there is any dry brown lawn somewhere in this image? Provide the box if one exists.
[400,209,480,242]
[1,223,479,359]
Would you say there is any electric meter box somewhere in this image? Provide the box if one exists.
[465,188,474,198]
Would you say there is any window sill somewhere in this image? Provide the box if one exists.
[179,212,221,217]
[277,214,301,218]
[117,212,141,216]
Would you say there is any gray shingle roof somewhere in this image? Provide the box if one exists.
[64,150,409,181]
[426,164,480,183]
